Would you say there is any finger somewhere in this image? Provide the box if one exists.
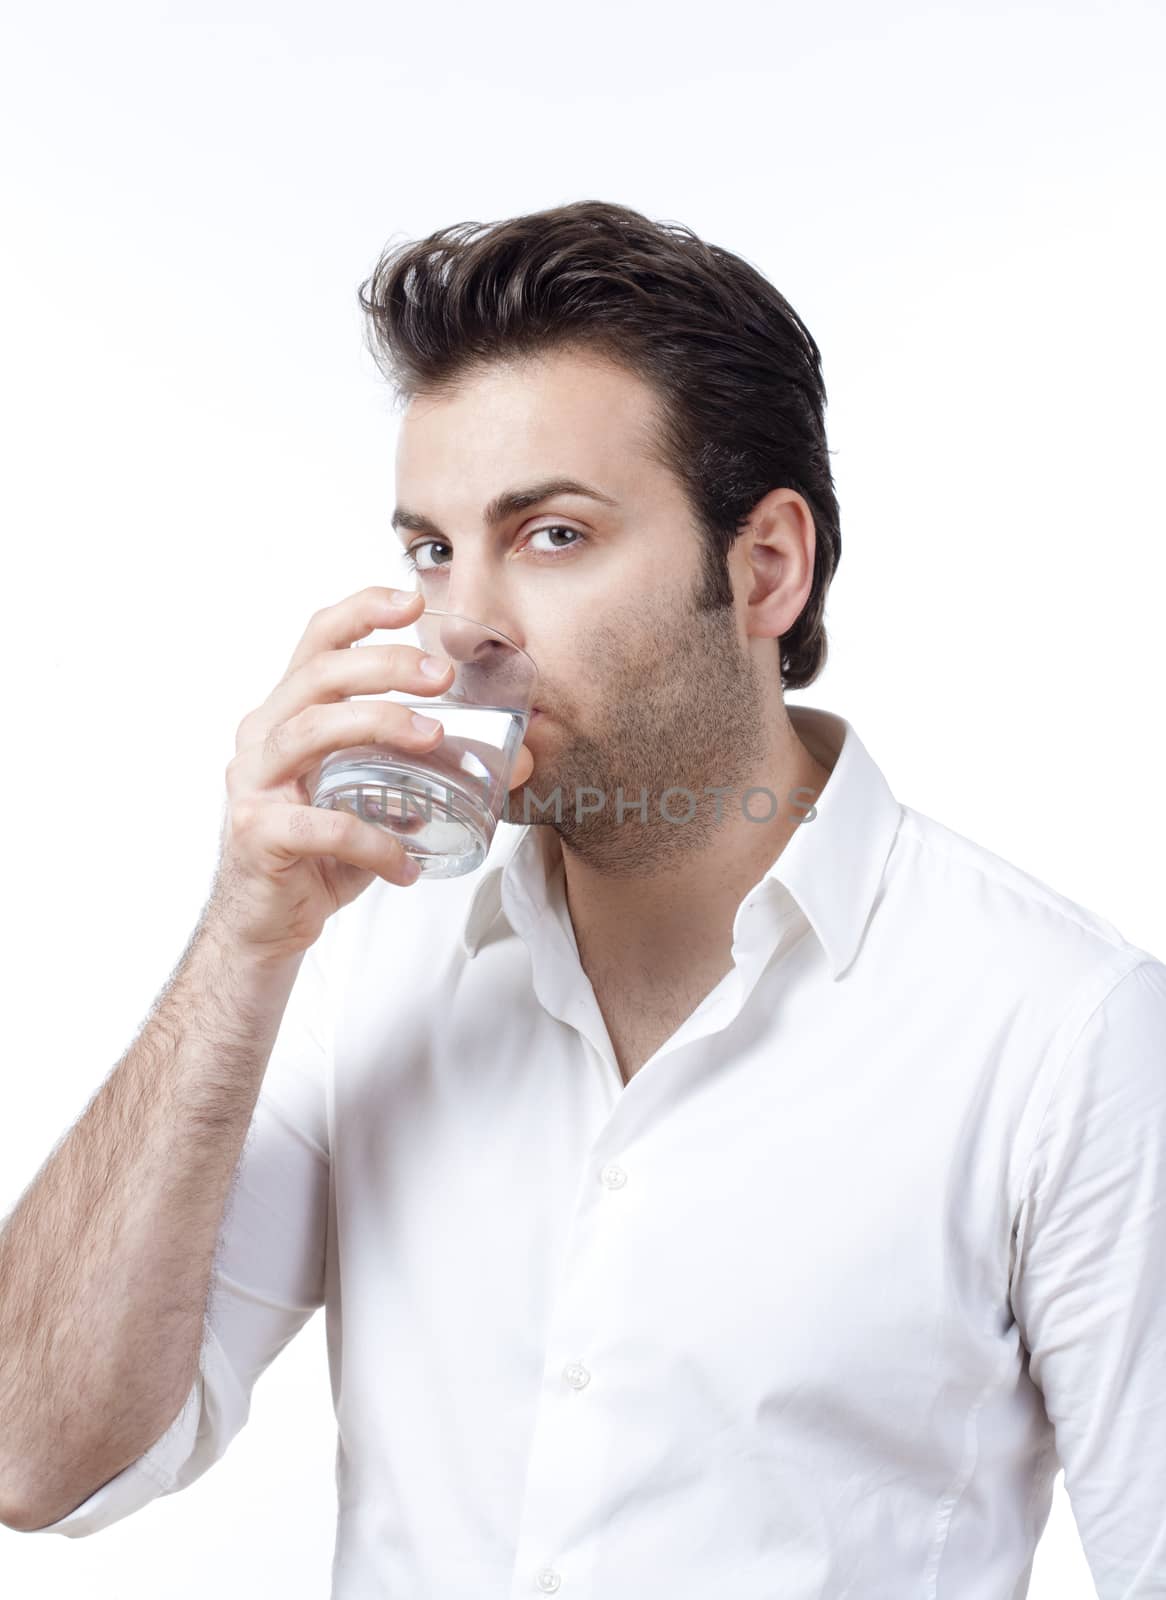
[242,798,423,885]
[282,585,423,681]
[230,697,448,797]
[508,742,534,789]
[253,639,453,749]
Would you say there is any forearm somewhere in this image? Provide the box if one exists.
[0,918,304,1529]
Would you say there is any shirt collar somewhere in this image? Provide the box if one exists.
[459,704,902,982]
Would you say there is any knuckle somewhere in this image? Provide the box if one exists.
[326,807,357,846]
[290,656,318,696]
[262,717,291,762]
[338,698,368,733]
[304,653,332,696]
[231,795,261,836]
[286,802,314,842]
[300,703,330,744]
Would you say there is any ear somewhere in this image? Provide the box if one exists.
[738,487,816,640]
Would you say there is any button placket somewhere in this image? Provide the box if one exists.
[522,1157,630,1596]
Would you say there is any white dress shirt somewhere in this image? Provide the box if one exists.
[31,704,1166,1599]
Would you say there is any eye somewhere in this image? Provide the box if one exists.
[401,541,450,573]
[527,524,585,555]
[401,524,586,573]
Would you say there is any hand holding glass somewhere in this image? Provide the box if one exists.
[311,607,538,878]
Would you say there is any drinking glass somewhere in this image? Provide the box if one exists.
[310,608,538,878]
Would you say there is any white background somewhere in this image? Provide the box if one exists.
[1,1,1162,1594]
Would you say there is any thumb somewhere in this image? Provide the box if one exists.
[508,742,535,789]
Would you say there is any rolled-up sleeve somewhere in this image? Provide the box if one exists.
[1011,955,1166,1598]
[26,921,336,1537]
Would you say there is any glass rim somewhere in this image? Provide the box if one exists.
[404,606,538,676]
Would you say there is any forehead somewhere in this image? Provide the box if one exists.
[394,350,663,483]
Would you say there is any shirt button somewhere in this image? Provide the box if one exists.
[562,1362,591,1389]
[535,1568,561,1592]
[600,1163,627,1188]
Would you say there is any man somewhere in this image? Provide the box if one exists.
[4,200,1164,1597]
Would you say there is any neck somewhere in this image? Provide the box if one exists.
[554,709,833,976]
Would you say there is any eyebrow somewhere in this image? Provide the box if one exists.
[391,476,620,539]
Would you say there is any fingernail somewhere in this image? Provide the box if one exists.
[411,711,442,734]
[421,655,450,678]
[390,589,416,605]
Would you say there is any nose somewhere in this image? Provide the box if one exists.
[433,611,494,665]
[437,558,521,667]
[426,609,538,708]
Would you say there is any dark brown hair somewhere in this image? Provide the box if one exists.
[357,199,840,690]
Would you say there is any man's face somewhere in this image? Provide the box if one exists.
[392,349,770,870]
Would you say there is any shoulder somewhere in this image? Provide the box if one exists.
[880,803,1156,1003]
